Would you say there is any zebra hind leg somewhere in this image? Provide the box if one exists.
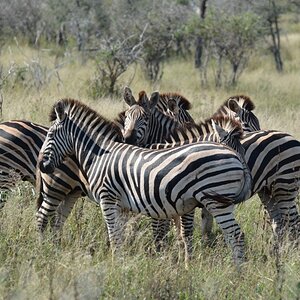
[151,218,171,253]
[202,199,245,267]
[201,206,214,243]
[258,190,300,243]
[36,194,62,241]
[180,210,195,268]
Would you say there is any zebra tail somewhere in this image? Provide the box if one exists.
[35,152,44,211]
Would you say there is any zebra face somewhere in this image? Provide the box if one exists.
[122,105,150,146]
[39,119,73,174]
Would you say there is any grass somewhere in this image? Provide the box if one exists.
[0,29,299,299]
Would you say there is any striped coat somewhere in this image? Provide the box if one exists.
[39,98,252,264]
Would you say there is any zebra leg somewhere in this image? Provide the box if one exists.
[36,193,62,238]
[201,207,214,241]
[100,199,128,256]
[202,199,245,266]
[0,190,9,209]
[258,190,285,240]
[151,219,171,252]
[180,211,195,267]
[51,196,79,242]
[274,192,300,241]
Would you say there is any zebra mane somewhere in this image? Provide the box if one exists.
[50,98,123,137]
[114,111,126,128]
[167,114,243,141]
[212,115,244,139]
[160,92,192,110]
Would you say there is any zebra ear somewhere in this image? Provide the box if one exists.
[167,98,179,113]
[228,98,241,114]
[212,120,227,141]
[123,86,136,106]
[55,101,66,122]
[149,91,159,110]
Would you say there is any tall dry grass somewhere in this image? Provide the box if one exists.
[0,30,299,299]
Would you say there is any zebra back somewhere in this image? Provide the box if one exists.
[0,120,47,189]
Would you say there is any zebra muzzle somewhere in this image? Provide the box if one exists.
[123,130,137,145]
[39,157,55,174]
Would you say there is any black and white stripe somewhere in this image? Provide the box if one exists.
[121,94,300,240]
[39,98,252,264]
[0,120,88,230]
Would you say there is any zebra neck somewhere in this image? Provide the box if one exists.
[71,119,119,172]
[148,110,181,144]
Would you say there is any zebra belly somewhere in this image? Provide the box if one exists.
[117,190,198,219]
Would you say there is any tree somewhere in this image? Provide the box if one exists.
[188,5,262,87]
[88,35,144,97]
[194,0,208,68]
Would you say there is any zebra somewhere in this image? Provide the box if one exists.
[120,92,257,241]
[0,120,47,208]
[121,93,300,241]
[36,88,195,235]
[0,120,90,233]
[39,98,252,265]
[120,90,252,246]
[155,123,300,241]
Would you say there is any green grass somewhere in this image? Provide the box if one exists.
[0,30,299,299]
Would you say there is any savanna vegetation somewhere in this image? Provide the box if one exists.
[0,0,299,299]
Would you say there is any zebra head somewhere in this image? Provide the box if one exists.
[211,115,245,157]
[122,87,159,146]
[227,95,261,133]
[39,100,73,174]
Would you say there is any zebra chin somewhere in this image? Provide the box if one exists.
[39,158,55,174]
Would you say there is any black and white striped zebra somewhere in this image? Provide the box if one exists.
[39,98,252,265]
[36,89,195,236]
[120,90,250,245]
[121,94,300,240]
[0,120,45,207]
[0,120,89,231]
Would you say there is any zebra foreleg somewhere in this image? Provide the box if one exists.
[0,190,9,209]
[36,194,61,240]
[100,198,128,257]
[52,196,79,243]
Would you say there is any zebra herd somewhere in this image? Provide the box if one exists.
[0,88,299,267]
